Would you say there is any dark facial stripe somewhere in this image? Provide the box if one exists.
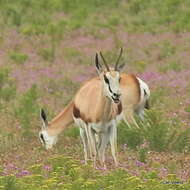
[108,84,113,94]
[104,74,109,84]
[40,134,45,144]
[104,74,113,94]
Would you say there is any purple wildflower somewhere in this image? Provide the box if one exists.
[16,170,31,177]
[98,167,107,171]
[73,75,89,83]
[140,141,149,149]
[5,163,18,170]
[140,71,162,81]
[136,160,145,167]
[159,167,168,178]
[80,160,86,164]
[43,165,52,171]
[179,169,189,181]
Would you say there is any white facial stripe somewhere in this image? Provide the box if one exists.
[39,130,58,149]
[103,72,121,102]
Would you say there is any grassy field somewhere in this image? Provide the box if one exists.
[0,0,190,189]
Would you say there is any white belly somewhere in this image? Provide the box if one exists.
[73,113,122,134]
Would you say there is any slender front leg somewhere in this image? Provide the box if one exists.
[98,130,110,169]
[109,124,118,167]
[95,133,101,150]
[79,127,89,164]
[89,127,98,168]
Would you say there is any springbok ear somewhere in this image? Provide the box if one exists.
[40,108,48,129]
[95,53,103,74]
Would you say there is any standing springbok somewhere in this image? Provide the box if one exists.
[40,49,124,168]
[99,53,150,128]
[39,49,150,167]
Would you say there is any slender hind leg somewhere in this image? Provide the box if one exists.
[136,108,145,120]
[84,125,93,159]
[79,127,89,164]
[123,109,139,128]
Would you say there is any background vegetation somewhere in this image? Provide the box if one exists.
[0,0,190,189]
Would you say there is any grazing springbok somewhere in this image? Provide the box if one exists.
[39,49,150,167]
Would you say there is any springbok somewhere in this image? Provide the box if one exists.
[39,49,150,167]
[40,49,124,168]
[99,54,150,128]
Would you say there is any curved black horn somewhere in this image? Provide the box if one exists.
[100,51,110,71]
[115,48,123,71]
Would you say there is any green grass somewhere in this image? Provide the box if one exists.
[63,126,79,139]
[62,47,82,61]
[9,51,28,65]
[38,48,55,62]
[0,133,19,154]
[1,0,190,40]
[159,61,182,73]
[158,41,176,60]
[0,67,16,102]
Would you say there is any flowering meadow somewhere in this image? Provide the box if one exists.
[0,0,190,189]
[1,155,190,190]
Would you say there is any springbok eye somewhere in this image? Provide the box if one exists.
[104,75,109,84]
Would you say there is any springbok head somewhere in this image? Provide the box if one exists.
[39,109,57,149]
[95,48,125,103]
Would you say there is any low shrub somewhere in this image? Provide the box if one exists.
[9,52,28,65]
[0,68,16,103]
[118,121,143,150]
[118,109,190,153]
[14,84,39,136]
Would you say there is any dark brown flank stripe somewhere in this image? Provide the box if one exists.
[73,104,80,118]
[73,104,92,124]
[73,103,121,124]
